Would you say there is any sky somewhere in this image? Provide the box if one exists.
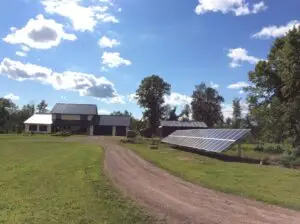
[0,0,299,118]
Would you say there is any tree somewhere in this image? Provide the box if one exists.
[232,98,242,129]
[111,110,131,116]
[37,100,48,113]
[246,27,300,149]
[224,117,232,128]
[136,75,171,134]
[191,83,224,127]
[180,104,191,121]
[166,106,179,121]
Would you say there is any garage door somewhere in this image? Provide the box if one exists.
[94,125,113,136]
[116,126,127,136]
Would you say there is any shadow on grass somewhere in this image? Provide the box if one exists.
[172,146,261,164]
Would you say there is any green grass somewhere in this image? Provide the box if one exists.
[125,143,300,210]
[0,136,153,224]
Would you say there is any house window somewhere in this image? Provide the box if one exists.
[56,114,61,120]
[80,115,88,120]
[39,125,47,132]
[29,125,37,131]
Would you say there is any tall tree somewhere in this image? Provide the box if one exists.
[167,106,179,121]
[37,100,48,113]
[232,98,242,129]
[180,104,191,121]
[136,75,171,134]
[191,83,224,127]
[246,27,300,148]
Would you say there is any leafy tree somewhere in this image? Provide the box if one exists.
[0,98,14,131]
[191,83,224,127]
[246,27,300,149]
[232,98,242,129]
[37,100,48,113]
[224,117,232,128]
[136,75,171,134]
[166,106,179,121]
[111,110,131,116]
[180,104,191,121]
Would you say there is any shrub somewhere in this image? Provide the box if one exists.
[254,145,264,152]
[126,130,137,138]
[279,154,295,168]
[291,157,300,168]
[264,145,285,154]
[292,147,300,157]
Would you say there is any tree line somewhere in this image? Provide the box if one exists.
[0,100,48,133]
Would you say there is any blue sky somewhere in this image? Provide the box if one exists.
[1,0,299,118]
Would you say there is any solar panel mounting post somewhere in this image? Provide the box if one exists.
[237,143,242,158]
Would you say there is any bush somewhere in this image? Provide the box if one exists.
[279,154,295,168]
[254,145,264,152]
[291,157,300,168]
[126,130,137,138]
[264,145,285,154]
[52,131,71,137]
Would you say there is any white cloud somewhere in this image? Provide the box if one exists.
[222,101,249,118]
[98,109,110,115]
[21,45,30,52]
[98,36,120,48]
[101,52,132,68]
[252,20,300,39]
[228,48,260,67]
[60,96,67,100]
[195,0,267,16]
[3,14,76,50]
[0,58,121,100]
[210,81,219,89]
[42,0,118,32]
[164,92,192,107]
[127,93,137,103]
[239,90,244,94]
[16,51,27,57]
[227,81,249,89]
[100,95,126,104]
[4,93,20,101]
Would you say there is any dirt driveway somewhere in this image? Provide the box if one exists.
[100,138,300,224]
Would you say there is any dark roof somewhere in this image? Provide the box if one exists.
[51,103,97,115]
[160,120,207,128]
[99,115,131,127]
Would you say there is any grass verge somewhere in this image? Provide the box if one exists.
[125,143,300,210]
[0,136,153,224]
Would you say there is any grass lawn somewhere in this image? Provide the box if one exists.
[0,135,153,224]
[125,143,300,210]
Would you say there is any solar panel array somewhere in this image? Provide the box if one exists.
[162,129,250,153]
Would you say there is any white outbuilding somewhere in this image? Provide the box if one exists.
[24,114,52,133]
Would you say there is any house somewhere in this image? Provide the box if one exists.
[24,114,52,134]
[158,120,207,138]
[51,103,98,135]
[24,103,131,136]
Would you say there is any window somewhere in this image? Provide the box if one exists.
[29,125,37,131]
[56,114,61,120]
[39,125,47,132]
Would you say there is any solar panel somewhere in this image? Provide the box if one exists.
[162,129,250,153]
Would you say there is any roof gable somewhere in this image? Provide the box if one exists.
[51,103,97,115]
